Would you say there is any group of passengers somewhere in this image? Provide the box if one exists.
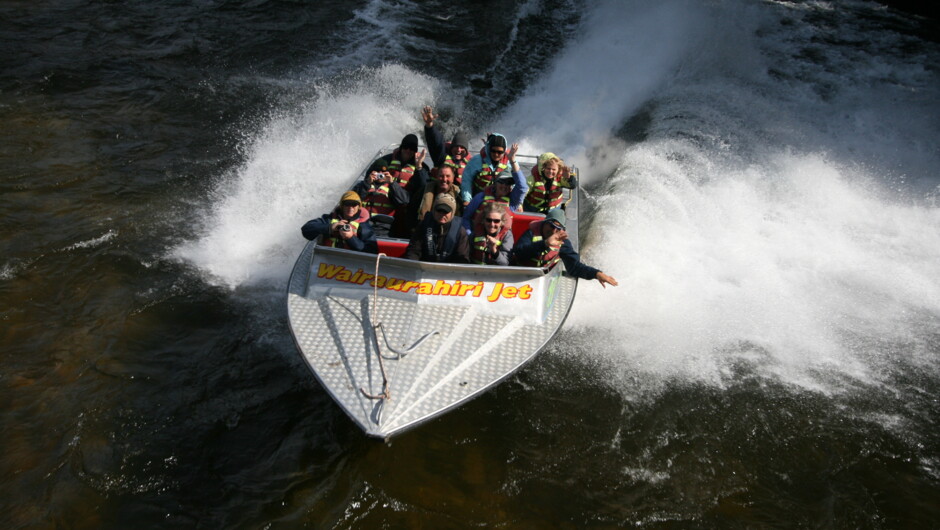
[300,106,617,288]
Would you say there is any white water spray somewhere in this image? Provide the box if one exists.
[173,65,441,286]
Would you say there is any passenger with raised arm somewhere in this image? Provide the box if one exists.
[404,194,470,263]
[470,203,514,266]
[511,208,618,287]
[422,106,470,186]
[460,133,517,205]
[418,163,462,220]
[523,152,578,214]
[301,191,378,253]
[461,143,527,232]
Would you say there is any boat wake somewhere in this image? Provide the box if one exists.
[174,0,940,403]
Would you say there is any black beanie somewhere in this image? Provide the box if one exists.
[400,134,419,151]
[452,131,469,150]
[487,134,506,149]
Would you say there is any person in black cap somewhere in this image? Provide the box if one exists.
[403,193,469,263]
[511,208,618,287]
[368,133,432,238]
[422,105,471,186]
[461,162,528,233]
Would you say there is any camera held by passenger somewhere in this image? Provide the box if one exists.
[338,224,353,233]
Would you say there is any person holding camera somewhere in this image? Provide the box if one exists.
[353,159,411,217]
[301,191,378,253]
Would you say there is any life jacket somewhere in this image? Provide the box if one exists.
[524,166,564,213]
[481,185,511,207]
[470,225,510,265]
[429,153,465,187]
[464,185,511,228]
[421,218,463,262]
[387,149,416,186]
[442,144,469,185]
[517,220,561,269]
[320,207,372,248]
[472,147,509,195]
[361,182,396,215]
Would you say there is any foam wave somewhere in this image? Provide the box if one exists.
[569,145,940,391]
[172,65,442,287]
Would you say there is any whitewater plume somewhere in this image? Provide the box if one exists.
[172,65,441,287]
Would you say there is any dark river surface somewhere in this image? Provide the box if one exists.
[2,0,939,527]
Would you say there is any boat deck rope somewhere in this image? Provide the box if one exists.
[360,252,391,402]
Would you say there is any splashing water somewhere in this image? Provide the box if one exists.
[172,65,441,287]
[174,0,940,398]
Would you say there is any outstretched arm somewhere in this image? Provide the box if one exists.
[422,106,447,167]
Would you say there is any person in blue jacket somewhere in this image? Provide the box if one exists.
[460,133,526,205]
[511,208,617,287]
[461,162,527,234]
[301,191,378,253]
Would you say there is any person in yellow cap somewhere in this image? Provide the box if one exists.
[301,191,378,253]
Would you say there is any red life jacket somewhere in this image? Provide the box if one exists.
[430,153,465,187]
[442,144,469,185]
[517,220,561,268]
[470,225,510,265]
[320,207,372,248]
[361,182,396,215]
[465,185,512,227]
[388,149,416,186]
[472,147,509,195]
[524,166,564,213]
[481,184,511,207]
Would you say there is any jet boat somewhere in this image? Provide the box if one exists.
[286,151,579,438]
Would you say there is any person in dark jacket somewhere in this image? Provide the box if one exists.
[404,193,470,263]
[352,159,410,217]
[370,133,431,238]
[301,191,378,253]
[511,208,617,287]
[422,105,470,184]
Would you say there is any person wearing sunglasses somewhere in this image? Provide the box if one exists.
[301,191,378,253]
[470,203,514,266]
[403,193,470,263]
[459,133,526,206]
[511,208,618,288]
[461,164,527,234]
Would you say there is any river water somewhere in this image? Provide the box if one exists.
[2,0,939,527]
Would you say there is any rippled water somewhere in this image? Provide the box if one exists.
[2,0,939,527]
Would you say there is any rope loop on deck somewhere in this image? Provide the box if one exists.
[360,252,391,402]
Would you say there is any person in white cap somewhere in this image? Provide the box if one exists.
[403,193,470,263]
